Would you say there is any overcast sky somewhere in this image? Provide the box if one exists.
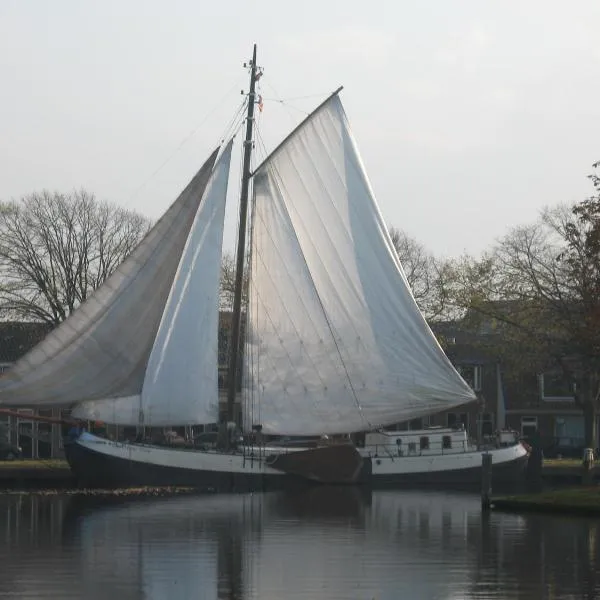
[2,0,600,258]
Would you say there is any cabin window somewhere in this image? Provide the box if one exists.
[420,436,429,450]
[442,435,452,449]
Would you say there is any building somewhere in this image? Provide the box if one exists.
[0,322,62,458]
[430,320,589,457]
[0,316,590,459]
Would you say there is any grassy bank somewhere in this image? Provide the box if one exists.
[543,458,582,468]
[493,487,600,515]
[2,486,199,497]
[0,459,69,470]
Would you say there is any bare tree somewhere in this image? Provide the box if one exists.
[389,227,452,320]
[0,190,151,325]
[450,163,600,449]
[220,251,250,312]
[220,252,237,311]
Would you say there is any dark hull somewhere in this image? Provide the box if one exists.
[64,440,285,492]
[65,437,528,493]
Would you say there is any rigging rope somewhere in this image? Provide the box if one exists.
[127,83,242,202]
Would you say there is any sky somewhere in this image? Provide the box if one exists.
[1,0,600,259]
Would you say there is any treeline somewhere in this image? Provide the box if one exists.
[3,163,600,445]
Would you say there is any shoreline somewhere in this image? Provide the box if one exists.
[1,457,599,495]
[492,487,600,516]
[0,459,75,489]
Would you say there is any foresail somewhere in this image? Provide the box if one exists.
[139,140,232,426]
[246,95,475,436]
[0,148,219,409]
[73,142,232,426]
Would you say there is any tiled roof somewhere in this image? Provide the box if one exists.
[0,322,52,363]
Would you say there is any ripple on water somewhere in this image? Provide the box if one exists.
[0,489,599,599]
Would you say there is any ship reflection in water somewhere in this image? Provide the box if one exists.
[0,487,599,599]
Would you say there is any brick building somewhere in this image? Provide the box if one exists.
[429,321,588,457]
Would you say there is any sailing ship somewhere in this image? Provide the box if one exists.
[0,46,528,490]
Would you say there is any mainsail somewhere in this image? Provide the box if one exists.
[246,94,476,435]
[0,145,229,428]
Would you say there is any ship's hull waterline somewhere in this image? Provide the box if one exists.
[65,433,529,492]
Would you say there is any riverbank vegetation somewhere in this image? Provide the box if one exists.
[493,486,600,515]
[0,459,68,469]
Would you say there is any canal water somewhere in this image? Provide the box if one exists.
[0,487,598,599]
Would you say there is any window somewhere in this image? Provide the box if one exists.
[420,436,429,450]
[0,414,10,445]
[18,421,33,459]
[447,413,457,427]
[458,365,482,391]
[521,416,538,439]
[409,418,423,431]
[442,435,452,449]
[540,373,575,401]
[554,416,584,447]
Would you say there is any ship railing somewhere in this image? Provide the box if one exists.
[364,438,474,458]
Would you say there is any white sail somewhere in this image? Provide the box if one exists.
[140,140,232,425]
[73,142,233,426]
[0,148,219,409]
[246,94,475,435]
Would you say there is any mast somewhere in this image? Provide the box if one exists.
[226,44,259,425]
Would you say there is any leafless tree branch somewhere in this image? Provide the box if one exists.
[0,190,151,325]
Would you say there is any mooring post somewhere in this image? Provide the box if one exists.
[481,452,492,511]
[525,443,544,493]
[583,447,594,486]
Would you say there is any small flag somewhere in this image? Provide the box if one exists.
[258,95,264,112]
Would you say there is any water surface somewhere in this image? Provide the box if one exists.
[1,487,599,599]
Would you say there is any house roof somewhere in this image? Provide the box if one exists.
[431,321,497,364]
[0,322,52,363]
